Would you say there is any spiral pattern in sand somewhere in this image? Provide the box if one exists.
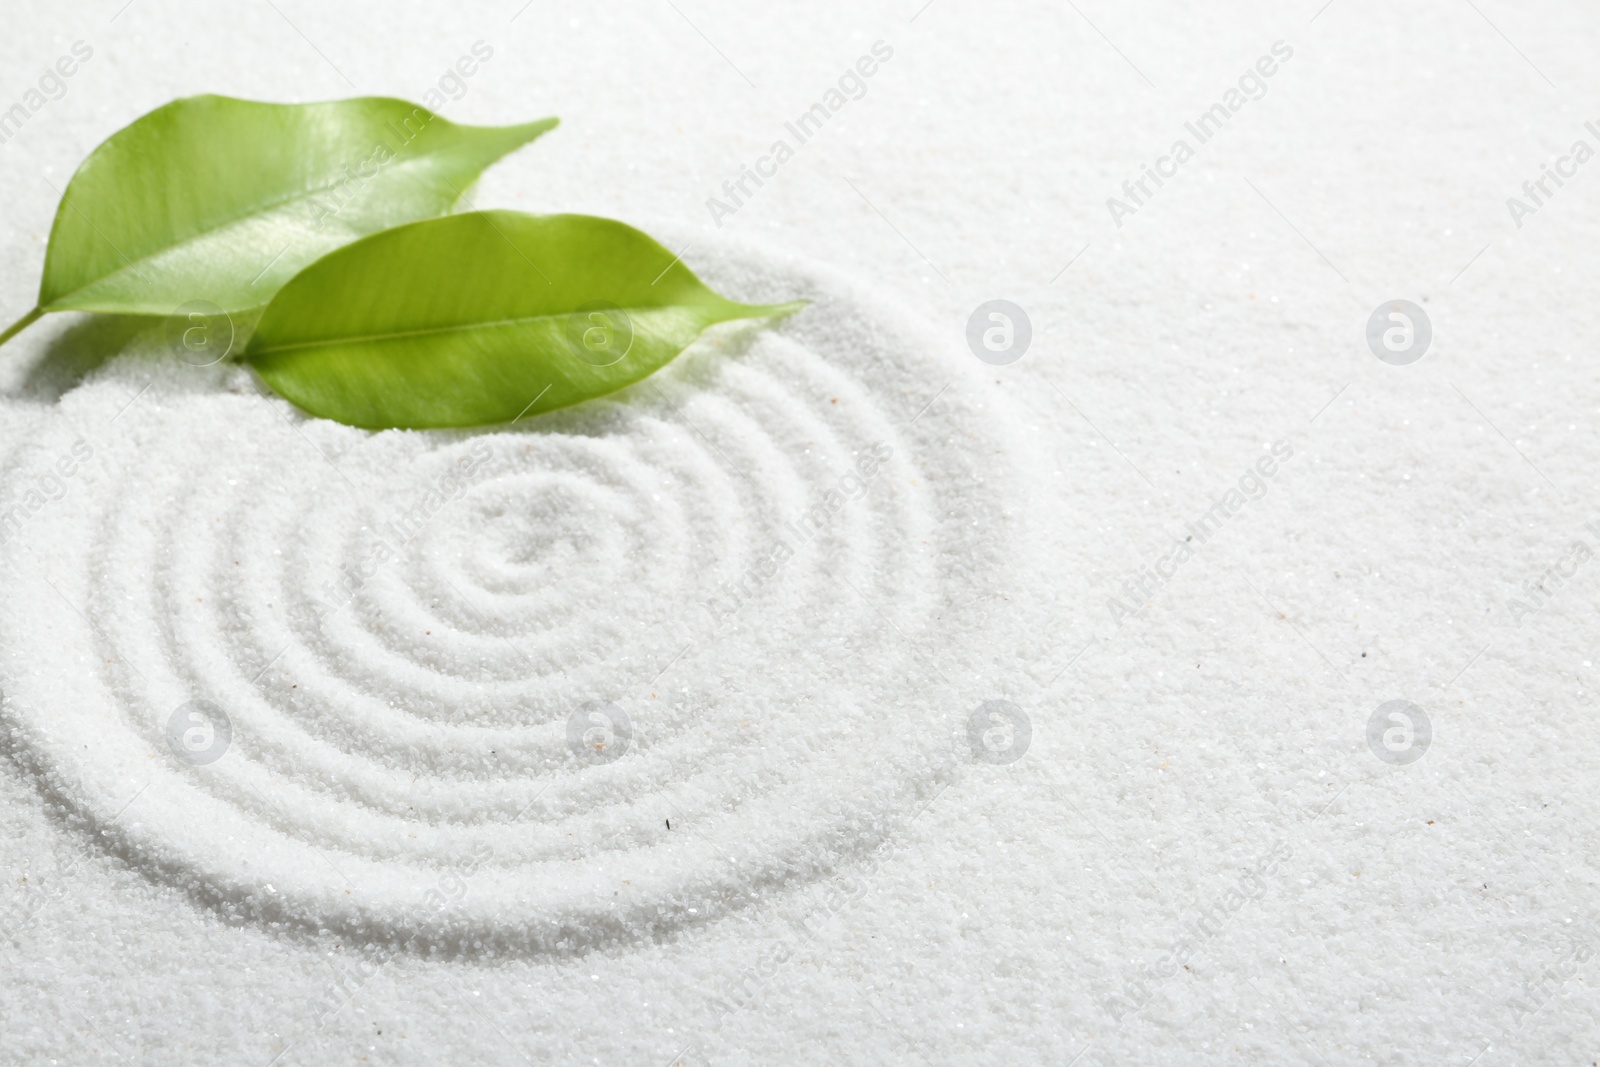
[0,237,1032,950]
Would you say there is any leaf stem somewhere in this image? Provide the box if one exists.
[0,307,43,349]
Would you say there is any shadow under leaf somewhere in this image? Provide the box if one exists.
[12,307,264,404]
[13,313,160,403]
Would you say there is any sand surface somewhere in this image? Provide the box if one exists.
[2,1,1599,1064]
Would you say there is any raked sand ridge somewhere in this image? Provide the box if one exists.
[0,233,1046,953]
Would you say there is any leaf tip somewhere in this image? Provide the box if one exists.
[522,115,560,137]
[752,299,807,320]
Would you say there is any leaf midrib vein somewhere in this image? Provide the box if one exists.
[249,308,660,357]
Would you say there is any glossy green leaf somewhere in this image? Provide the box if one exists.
[244,211,803,429]
[29,95,557,321]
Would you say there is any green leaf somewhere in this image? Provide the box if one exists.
[34,95,557,317]
[244,211,803,429]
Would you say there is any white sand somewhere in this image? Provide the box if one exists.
[3,0,1600,1063]
[1,235,1041,955]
